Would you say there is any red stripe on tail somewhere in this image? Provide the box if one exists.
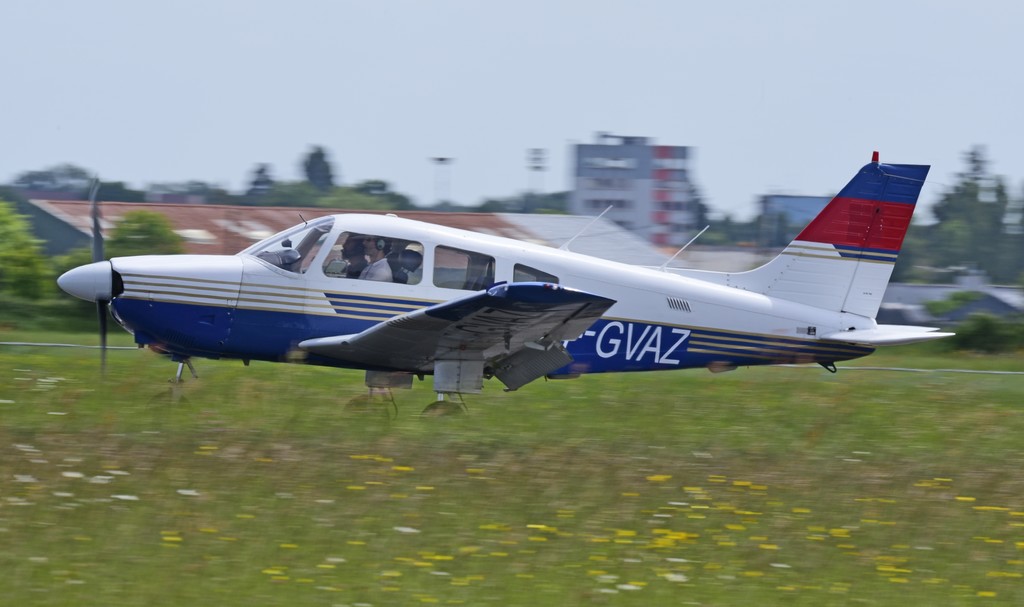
[795,198,915,252]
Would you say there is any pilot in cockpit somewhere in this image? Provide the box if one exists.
[359,236,393,282]
[340,235,368,278]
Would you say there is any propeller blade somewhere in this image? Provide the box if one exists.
[89,178,106,373]
[98,300,108,374]
[89,178,103,263]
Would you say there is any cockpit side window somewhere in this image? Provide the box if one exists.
[514,263,559,284]
[249,217,334,273]
[434,245,495,291]
[322,232,424,285]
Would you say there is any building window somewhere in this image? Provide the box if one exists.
[589,178,628,190]
[583,157,637,169]
[587,199,632,210]
[653,158,687,170]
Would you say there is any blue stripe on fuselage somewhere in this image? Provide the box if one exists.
[113,299,874,372]
[114,298,377,363]
[559,318,874,375]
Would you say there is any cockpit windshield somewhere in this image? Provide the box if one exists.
[240,217,335,273]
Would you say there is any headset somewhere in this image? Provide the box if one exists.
[361,235,387,251]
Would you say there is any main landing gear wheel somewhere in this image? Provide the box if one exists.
[344,392,397,419]
[421,396,467,417]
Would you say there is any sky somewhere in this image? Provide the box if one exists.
[3,1,1021,220]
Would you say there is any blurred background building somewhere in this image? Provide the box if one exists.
[568,132,701,246]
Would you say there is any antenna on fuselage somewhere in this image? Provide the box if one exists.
[560,205,613,252]
[658,225,710,271]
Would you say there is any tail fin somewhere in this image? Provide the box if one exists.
[720,155,929,318]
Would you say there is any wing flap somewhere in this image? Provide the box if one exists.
[821,325,955,346]
[490,342,574,391]
[298,283,615,382]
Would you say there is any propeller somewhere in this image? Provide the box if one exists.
[88,178,108,373]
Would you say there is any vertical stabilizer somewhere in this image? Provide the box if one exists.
[713,156,929,318]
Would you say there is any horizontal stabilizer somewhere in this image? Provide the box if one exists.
[821,325,955,346]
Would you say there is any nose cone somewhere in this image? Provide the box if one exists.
[58,261,113,301]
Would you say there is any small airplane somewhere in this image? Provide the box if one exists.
[58,153,953,412]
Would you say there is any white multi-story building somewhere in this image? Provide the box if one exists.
[569,132,700,246]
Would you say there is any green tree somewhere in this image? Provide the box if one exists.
[245,180,417,211]
[0,200,51,299]
[50,212,182,328]
[315,188,393,210]
[921,146,1015,282]
[249,182,322,207]
[11,163,92,193]
[353,179,390,196]
[303,146,335,191]
[891,230,929,282]
[1007,182,1024,286]
[352,180,416,210]
[53,210,180,282]
[106,211,184,257]
[246,163,275,198]
[930,219,972,270]
[948,313,1023,353]
[97,181,147,202]
[467,192,569,214]
[52,247,96,282]
[147,181,236,204]
[705,214,759,246]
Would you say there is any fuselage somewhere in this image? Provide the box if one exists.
[105,213,873,375]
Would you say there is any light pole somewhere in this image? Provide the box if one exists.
[526,148,546,212]
[431,157,453,206]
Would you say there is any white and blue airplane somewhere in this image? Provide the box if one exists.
[58,154,952,411]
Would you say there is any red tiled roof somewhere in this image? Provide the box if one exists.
[30,200,524,255]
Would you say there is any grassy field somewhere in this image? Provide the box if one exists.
[1,331,1023,605]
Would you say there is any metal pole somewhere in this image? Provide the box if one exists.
[526,148,546,212]
[431,157,453,205]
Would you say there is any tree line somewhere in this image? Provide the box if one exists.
[7,145,567,214]
[2,145,1022,308]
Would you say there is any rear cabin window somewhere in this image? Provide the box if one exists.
[513,264,558,284]
[433,246,495,290]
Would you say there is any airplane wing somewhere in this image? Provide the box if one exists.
[298,282,616,390]
[820,325,955,346]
